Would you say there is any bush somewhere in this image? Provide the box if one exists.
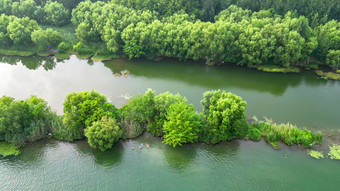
[252,119,323,147]
[328,144,340,160]
[119,89,156,138]
[85,116,122,151]
[0,95,57,145]
[147,92,186,136]
[57,42,72,53]
[163,102,201,147]
[50,115,75,142]
[200,90,247,144]
[73,42,95,55]
[63,91,118,140]
[245,127,262,141]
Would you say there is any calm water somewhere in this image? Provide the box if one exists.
[0,55,340,190]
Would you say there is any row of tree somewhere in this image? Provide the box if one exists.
[113,0,339,25]
[0,0,69,26]
[71,2,340,69]
[0,14,63,51]
[0,89,322,151]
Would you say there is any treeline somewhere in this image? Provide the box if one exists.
[71,1,340,69]
[0,1,339,70]
[0,90,322,151]
[113,0,340,25]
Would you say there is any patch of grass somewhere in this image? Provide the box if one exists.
[315,70,340,80]
[305,62,319,69]
[252,65,300,73]
[328,144,340,160]
[0,48,35,57]
[0,142,20,157]
[308,150,324,159]
[55,51,73,60]
[76,53,94,59]
[252,118,322,148]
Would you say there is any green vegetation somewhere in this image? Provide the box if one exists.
[62,90,118,140]
[0,142,20,157]
[0,95,57,145]
[0,0,338,76]
[201,90,247,144]
[251,118,322,148]
[163,102,201,147]
[253,65,300,73]
[0,90,326,152]
[328,145,340,160]
[315,70,340,80]
[85,116,122,151]
[308,150,324,159]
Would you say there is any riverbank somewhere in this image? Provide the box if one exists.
[1,48,338,80]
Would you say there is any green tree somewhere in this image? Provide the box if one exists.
[31,28,62,50]
[85,116,122,151]
[201,90,247,144]
[44,1,69,26]
[0,95,57,145]
[163,102,201,147]
[7,17,39,45]
[326,50,340,70]
[63,91,118,140]
[0,0,13,15]
[147,92,186,136]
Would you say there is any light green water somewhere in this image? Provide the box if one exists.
[0,55,339,190]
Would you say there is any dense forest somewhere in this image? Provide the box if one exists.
[0,0,339,70]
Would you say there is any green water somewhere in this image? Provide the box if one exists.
[0,55,339,190]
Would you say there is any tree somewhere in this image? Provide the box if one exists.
[163,102,201,147]
[63,91,118,140]
[7,17,39,45]
[44,1,69,26]
[0,0,13,15]
[85,116,122,151]
[326,50,340,70]
[201,90,247,144]
[31,28,62,50]
[0,95,56,145]
[147,92,186,136]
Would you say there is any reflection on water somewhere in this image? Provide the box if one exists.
[75,140,124,168]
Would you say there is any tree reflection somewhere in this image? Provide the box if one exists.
[75,140,124,168]
[162,144,197,171]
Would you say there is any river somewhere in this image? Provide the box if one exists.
[0,55,339,190]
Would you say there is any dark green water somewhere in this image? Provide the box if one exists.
[0,55,339,190]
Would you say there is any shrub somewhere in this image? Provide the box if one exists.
[0,95,57,145]
[57,42,72,53]
[73,42,95,55]
[200,90,247,144]
[163,102,201,147]
[63,91,118,140]
[50,115,75,142]
[85,116,122,151]
[119,89,156,138]
[308,150,324,159]
[147,92,186,136]
[252,119,323,147]
[245,127,262,141]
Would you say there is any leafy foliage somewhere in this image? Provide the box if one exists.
[43,1,69,27]
[62,90,118,140]
[85,116,122,151]
[31,28,62,50]
[308,150,324,159]
[328,144,340,160]
[252,119,323,147]
[147,92,187,136]
[0,95,57,145]
[163,102,201,147]
[200,90,247,144]
[0,141,20,157]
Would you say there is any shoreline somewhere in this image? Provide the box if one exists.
[0,49,339,80]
